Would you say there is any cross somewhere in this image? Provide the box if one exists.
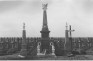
[68,25,75,37]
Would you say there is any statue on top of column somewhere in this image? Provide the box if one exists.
[42,3,48,10]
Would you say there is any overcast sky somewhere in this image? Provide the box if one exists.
[0,0,93,37]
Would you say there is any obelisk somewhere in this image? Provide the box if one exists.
[40,3,51,54]
[40,3,50,38]
[19,23,27,57]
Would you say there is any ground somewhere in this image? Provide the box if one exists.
[0,53,93,60]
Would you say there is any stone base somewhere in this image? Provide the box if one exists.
[19,49,27,57]
[37,53,45,56]
[18,55,25,58]
[55,49,65,56]
[37,53,56,58]
[64,50,73,57]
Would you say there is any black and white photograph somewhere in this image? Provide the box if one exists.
[0,0,93,60]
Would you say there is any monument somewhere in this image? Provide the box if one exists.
[69,25,75,52]
[38,3,53,55]
[19,23,27,58]
[40,4,50,38]
[64,23,74,56]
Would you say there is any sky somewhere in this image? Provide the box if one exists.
[0,0,93,37]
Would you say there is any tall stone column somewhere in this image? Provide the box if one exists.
[19,23,27,57]
[40,3,50,38]
[64,23,70,52]
[40,3,51,54]
[64,23,74,55]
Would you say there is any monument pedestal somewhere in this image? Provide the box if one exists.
[19,43,27,57]
[38,38,54,55]
[19,23,27,58]
[39,38,51,54]
[19,49,27,58]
